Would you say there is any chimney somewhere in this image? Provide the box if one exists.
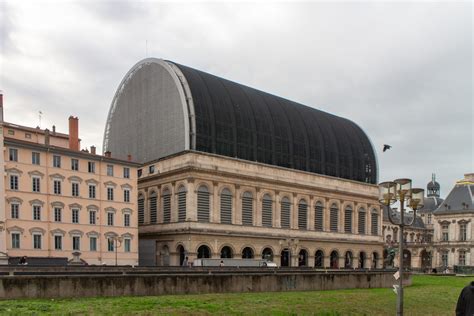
[52,125,56,134]
[0,93,4,123]
[68,116,79,151]
[104,151,111,158]
[44,129,50,146]
[90,145,96,155]
[127,154,132,161]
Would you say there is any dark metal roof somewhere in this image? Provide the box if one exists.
[172,62,377,184]
[434,182,474,215]
[418,196,444,213]
[383,207,426,229]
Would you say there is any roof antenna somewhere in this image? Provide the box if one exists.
[38,110,43,128]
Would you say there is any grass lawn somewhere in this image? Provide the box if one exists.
[0,275,471,315]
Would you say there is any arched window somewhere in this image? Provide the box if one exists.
[280,197,291,229]
[344,251,353,268]
[177,185,187,222]
[138,193,145,224]
[242,247,254,259]
[459,250,466,266]
[315,250,324,268]
[330,251,339,268]
[358,208,366,234]
[197,185,210,222]
[262,248,273,261]
[359,251,367,269]
[197,245,211,259]
[298,199,308,230]
[177,245,186,266]
[162,188,171,223]
[371,209,378,235]
[149,191,157,224]
[242,191,253,226]
[330,203,339,232]
[220,188,232,224]
[262,194,273,227]
[344,205,352,233]
[281,249,290,267]
[315,201,324,231]
[298,249,308,266]
[220,246,233,258]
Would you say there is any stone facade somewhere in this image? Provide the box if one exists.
[138,151,384,268]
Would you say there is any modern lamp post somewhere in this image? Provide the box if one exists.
[378,179,424,316]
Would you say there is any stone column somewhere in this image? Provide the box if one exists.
[170,182,177,222]
[324,199,330,232]
[255,189,262,226]
[186,178,197,222]
[338,201,344,233]
[212,182,219,223]
[144,188,150,224]
[274,192,281,228]
[338,256,345,269]
[308,196,315,231]
[324,255,330,268]
[291,193,298,230]
[234,184,241,225]
[354,204,359,235]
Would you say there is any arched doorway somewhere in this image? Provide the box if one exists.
[403,249,411,269]
[197,245,211,259]
[359,251,366,269]
[330,251,339,269]
[298,249,308,266]
[242,247,254,259]
[220,246,233,258]
[315,250,324,268]
[177,245,186,266]
[420,249,431,271]
[262,248,274,262]
[281,249,290,267]
[372,252,379,269]
[344,251,353,268]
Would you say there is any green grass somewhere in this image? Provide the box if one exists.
[0,275,471,315]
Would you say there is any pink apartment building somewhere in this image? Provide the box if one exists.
[0,94,140,265]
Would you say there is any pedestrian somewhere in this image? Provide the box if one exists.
[456,281,474,316]
[19,256,27,265]
[219,260,225,267]
[182,256,188,267]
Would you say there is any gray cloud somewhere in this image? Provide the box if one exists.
[1,1,472,195]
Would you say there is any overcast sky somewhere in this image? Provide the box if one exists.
[1,1,472,196]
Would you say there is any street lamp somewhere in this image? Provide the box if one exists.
[378,179,424,316]
[110,236,123,266]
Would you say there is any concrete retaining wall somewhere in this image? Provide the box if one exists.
[0,271,403,299]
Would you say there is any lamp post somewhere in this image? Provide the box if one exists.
[111,236,123,266]
[378,179,424,316]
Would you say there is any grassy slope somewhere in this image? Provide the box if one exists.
[0,275,472,315]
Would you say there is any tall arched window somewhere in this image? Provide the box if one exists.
[138,193,145,225]
[242,247,254,259]
[358,208,366,234]
[262,194,273,227]
[344,205,352,233]
[315,201,324,231]
[220,188,232,224]
[315,250,324,268]
[177,185,187,222]
[162,188,171,223]
[330,251,339,268]
[242,191,253,226]
[149,191,157,224]
[371,209,379,235]
[298,199,308,230]
[344,251,353,268]
[280,197,291,229]
[220,246,233,258]
[197,185,210,222]
[262,248,273,261]
[197,245,211,259]
[330,203,339,232]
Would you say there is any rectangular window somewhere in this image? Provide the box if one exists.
[107,187,114,201]
[88,161,95,173]
[9,148,18,161]
[460,224,467,241]
[107,164,114,176]
[124,239,131,252]
[89,185,96,199]
[149,165,155,174]
[89,210,96,225]
[71,158,79,171]
[54,207,62,222]
[32,152,40,165]
[123,167,130,179]
[11,204,19,219]
[33,234,42,249]
[72,236,80,251]
[53,180,61,194]
[54,235,62,250]
[124,189,130,202]
[25,133,31,139]
[7,129,14,135]
[32,177,40,193]
[12,233,20,249]
[90,237,97,251]
[124,213,130,227]
[53,155,61,168]
[72,209,79,224]
[72,182,79,197]
[10,175,19,190]
[108,238,114,252]
[137,169,142,177]
[442,224,449,241]
[107,212,114,226]
[33,205,41,220]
